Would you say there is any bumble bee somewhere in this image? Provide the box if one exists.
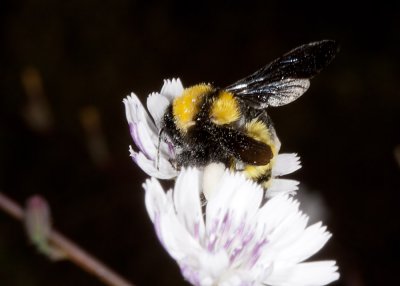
[160,40,338,188]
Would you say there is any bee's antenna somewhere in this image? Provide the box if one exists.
[156,127,165,170]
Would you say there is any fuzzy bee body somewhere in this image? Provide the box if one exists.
[161,40,338,187]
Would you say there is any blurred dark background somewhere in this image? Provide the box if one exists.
[1,1,399,285]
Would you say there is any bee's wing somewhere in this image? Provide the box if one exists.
[226,40,339,108]
[216,126,273,165]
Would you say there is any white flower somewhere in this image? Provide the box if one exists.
[123,79,183,179]
[124,78,301,196]
[143,166,339,286]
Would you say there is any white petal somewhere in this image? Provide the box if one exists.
[143,177,169,222]
[123,94,139,124]
[265,211,308,251]
[276,222,332,263]
[255,196,301,241]
[206,171,263,229]
[198,250,230,283]
[131,148,177,179]
[266,179,299,198]
[157,205,203,261]
[272,153,301,177]
[264,260,339,286]
[135,121,158,159]
[124,94,159,157]
[124,93,157,135]
[180,250,231,286]
[147,92,170,129]
[173,168,205,239]
[143,177,203,261]
[258,209,309,264]
[160,78,184,101]
[135,118,173,161]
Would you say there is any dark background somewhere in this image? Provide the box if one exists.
[1,1,399,285]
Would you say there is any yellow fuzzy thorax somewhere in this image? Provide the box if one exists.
[243,119,277,180]
[173,84,213,132]
[210,91,240,125]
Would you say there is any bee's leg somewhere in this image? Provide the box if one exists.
[168,158,178,170]
[253,109,264,120]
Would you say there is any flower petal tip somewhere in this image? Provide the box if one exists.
[273,153,302,177]
[161,78,184,100]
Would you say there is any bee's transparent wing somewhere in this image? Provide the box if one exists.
[226,40,339,108]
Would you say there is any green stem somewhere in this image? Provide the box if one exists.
[0,191,135,286]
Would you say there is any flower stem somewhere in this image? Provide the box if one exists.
[0,191,135,286]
